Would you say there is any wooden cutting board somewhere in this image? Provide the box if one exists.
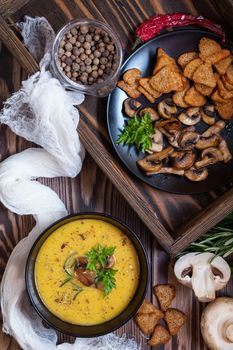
[1,0,233,256]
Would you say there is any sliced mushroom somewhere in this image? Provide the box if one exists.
[203,120,225,137]
[124,98,141,117]
[137,147,173,172]
[146,167,184,176]
[219,138,232,163]
[139,107,160,121]
[157,118,182,140]
[195,147,223,169]
[158,98,178,119]
[147,129,163,153]
[105,255,116,268]
[178,107,201,126]
[74,267,97,286]
[201,105,216,125]
[170,150,196,170]
[195,134,220,150]
[185,167,208,181]
[178,130,200,150]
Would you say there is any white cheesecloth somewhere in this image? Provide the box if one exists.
[0,16,140,350]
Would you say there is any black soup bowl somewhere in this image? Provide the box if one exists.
[25,212,149,337]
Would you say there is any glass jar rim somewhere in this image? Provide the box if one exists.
[51,18,123,94]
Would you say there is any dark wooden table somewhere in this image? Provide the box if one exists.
[1,1,233,349]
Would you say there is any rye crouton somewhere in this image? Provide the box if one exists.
[139,78,162,98]
[165,308,187,336]
[195,83,213,96]
[214,55,232,75]
[138,299,160,314]
[149,325,171,346]
[183,58,202,79]
[138,86,156,103]
[218,79,233,99]
[153,284,176,311]
[192,63,216,88]
[212,89,228,104]
[117,80,141,98]
[199,37,221,61]
[173,80,190,107]
[150,65,185,93]
[225,64,233,85]
[215,99,233,120]
[122,68,141,85]
[222,75,233,91]
[204,49,230,65]
[177,51,199,69]
[184,86,207,107]
[135,310,164,335]
[153,48,176,74]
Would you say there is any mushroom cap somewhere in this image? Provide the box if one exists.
[201,105,216,125]
[123,98,141,118]
[147,129,163,153]
[195,134,219,150]
[158,98,178,119]
[195,147,223,169]
[185,167,208,181]
[178,130,199,150]
[201,297,233,350]
[203,120,225,137]
[139,107,160,121]
[170,150,195,170]
[178,107,201,126]
[174,252,231,302]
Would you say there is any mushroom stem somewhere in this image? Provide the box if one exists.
[192,266,216,302]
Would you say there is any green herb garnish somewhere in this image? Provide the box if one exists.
[116,113,154,153]
[178,212,233,269]
[86,244,117,296]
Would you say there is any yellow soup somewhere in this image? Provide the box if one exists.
[35,219,140,325]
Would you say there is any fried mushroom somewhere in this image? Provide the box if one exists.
[195,147,223,168]
[170,150,196,170]
[185,167,208,181]
[123,98,142,117]
[146,167,184,176]
[219,139,232,163]
[178,107,201,126]
[158,98,178,119]
[137,146,173,172]
[195,134,219,150]
[139,107,160,121]
[178,130,200,150]
[147,129,163,153]
[201,105,216,125]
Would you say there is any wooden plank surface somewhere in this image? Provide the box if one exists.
[1,1,233,349]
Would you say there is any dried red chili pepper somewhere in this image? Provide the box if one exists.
[135,13,225,43]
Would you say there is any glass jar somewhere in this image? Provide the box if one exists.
[50,19,123,97]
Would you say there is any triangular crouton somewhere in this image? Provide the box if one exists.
[165,308,187,336]
[153,48,176,75]
[173,80,190,108]
[214,56,232,75]
[199,37,221,60]
[122,68,141,85]
[218,79,233,99]
[177,51,199,69]
[212,89,228,104]
[149,325,171,346]
[215,99,233,120]
[194,83,213,96]
[150,65,184,93]
[117,80,141,98]
[153,284,176,311]
[225,64,233,85]
[135,309,164,335]
[139,78,162,98]
[137,299,159,314]
[222,75,233,91]
[184,86,206,107]
[183,58,202,79]
[192,63,216,88]
[204,49,230,65]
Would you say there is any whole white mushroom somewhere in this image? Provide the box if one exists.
[174,252,231,302]
[201,297,233,350]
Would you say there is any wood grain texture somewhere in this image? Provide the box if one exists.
[1,1,233,349]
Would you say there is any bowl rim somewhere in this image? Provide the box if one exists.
[25,212,149,337]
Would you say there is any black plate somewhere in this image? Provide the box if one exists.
[107,29,233,194]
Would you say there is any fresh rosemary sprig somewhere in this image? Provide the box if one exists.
[116,113,154,153]
[179,213,233,265]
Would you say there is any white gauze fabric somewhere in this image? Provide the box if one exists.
[0,16,140,350]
